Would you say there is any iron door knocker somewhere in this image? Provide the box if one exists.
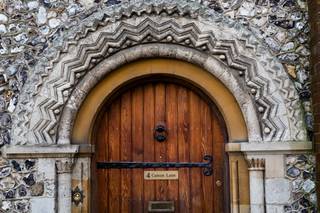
[154,123,168,142]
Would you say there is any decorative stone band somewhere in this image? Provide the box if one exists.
[12,0,307,146]
[56,159,74,174]
[246,158,265,171]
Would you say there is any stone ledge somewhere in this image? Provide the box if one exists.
[226,141,313,153]
[1,144,88,159]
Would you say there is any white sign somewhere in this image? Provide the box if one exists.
[144,171,178,180]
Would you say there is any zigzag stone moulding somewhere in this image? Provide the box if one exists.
[57,43,262,145]
[11,0,307,145]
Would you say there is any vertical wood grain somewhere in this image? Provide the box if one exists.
[108,99,121,213]
[200,99,214,213]
[213,111,225,213]
[131,87,144,213]
[96,111,108,212]
[177,87,190,213]
[120,92,132,213]
[166,84,179,212]
[143,84,155,212]
[154,83,167,201]
[95,82,226,213]
[189,91,203,213]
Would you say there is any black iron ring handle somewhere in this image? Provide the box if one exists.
[154,124,168,142]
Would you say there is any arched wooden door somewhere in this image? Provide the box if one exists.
[93,80,227,213]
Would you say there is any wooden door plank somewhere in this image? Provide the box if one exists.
[96,112,108,212]
[200,100,214,213]
[189,91,204,213]
[154,83,167,201]
[108,99,121,213]
[120,92,132,213]
[212,112,224,213]
[177,87,190,213]
[95,81,226,213]
[143,84,155,213]
[131,87,144,213]
[166,84,179,212]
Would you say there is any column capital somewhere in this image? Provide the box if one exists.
[56,158,74,174]
[246,158,265,171]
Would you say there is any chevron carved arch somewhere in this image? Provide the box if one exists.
[11,3,306,145]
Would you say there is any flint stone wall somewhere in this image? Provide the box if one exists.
[0,0,315,212]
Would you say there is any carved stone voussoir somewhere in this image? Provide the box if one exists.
[247,158,265,171]
[56,159,74,174]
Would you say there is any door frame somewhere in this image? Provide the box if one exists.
[91,76,230,212]
[71,59,250,212]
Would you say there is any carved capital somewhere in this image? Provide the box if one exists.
[246,158,265,171]
[56,159,74,174]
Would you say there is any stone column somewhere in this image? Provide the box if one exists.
[308,0,320,206]
[247,158,265,213]
[56,159,74,213]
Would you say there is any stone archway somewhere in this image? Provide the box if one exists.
[3,1,311,212]
[11,10,306,145]
[72,58,250,212]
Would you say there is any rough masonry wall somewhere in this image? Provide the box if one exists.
[286,154,317,212]
[0,0,315,212]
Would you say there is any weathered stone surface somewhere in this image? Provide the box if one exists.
[286,154,317,211]
[0,176,15,191]
[31,197,55,213]
[30,182,44,196]
[0,14,8,23]
[0,0,314,212]
[27,1,39,10]
[287,166,301,178]
[25,160,35,170]
[17,184,27,197]
[14,200,29,212]
[265,178,291,204]
[4,189,15,199]
[36,6,47,25]
[1,201,12,211]
[0,24,6,34]
[0,166,11,178]
[23,174,35,186]
[48,18,61,28]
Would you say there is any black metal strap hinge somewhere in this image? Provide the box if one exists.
[97,155,213,176]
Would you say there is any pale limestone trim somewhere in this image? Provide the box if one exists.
[2,145,80,158]
[226,141,312,153]
[246,157,265,213]
[56,158,73,213]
